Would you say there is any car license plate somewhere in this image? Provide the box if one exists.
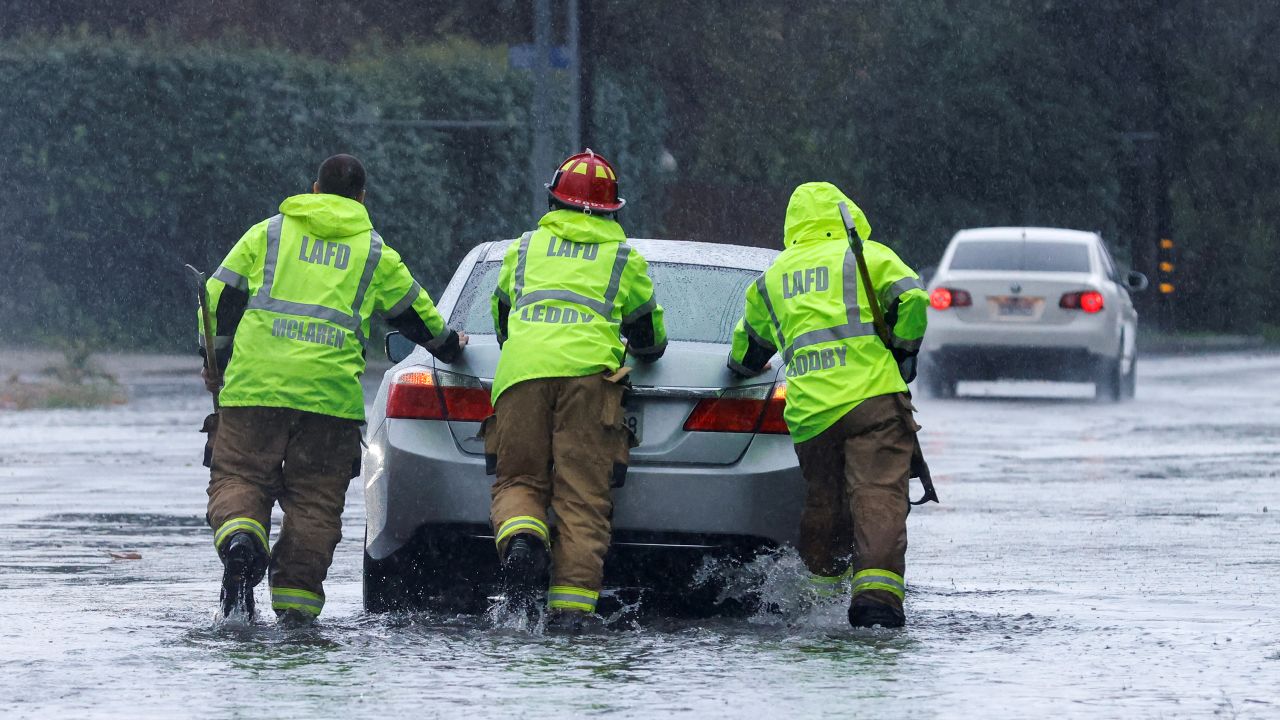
[995,296,1037,316]
[623,410,643,445]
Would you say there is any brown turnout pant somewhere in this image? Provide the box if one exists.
[489,374,629,610]
[793,393,918,610]
[207,406,361,617]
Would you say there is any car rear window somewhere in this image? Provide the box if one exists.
[948,240,1092,272]
[450,260,759,344]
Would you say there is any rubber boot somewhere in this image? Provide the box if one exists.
[848,594,905,629]
[545,608,603,634]
[219,532,266,620]
[501,534,549,616]
[275,609,316,629]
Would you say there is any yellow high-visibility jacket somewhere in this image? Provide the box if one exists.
[490,209,666,402]
[729,182,928,442]
[202,193,458,420]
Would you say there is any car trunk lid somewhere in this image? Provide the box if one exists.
[936,271,1097,325]
[441,339,773,466]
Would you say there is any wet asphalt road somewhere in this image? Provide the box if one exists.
[1,352,1277,718]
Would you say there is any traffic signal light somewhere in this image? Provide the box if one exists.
[1157,238,1175,295]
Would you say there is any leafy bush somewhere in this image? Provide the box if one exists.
[0,35,668,349]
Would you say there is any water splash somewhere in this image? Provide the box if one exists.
[689,546,852,627]
[482,594,546,633]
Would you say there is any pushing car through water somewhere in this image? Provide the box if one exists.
[362,238,804,615]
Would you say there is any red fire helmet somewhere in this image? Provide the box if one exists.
[546,149,626,213]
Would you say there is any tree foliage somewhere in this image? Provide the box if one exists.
[0,35,666,349]
[2,2,1276,344]
[593,0,1280,332]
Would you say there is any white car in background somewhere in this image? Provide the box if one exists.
[919,227,1148,400]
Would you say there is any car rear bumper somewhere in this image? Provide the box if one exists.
[923,312,1119,357]
[364,419,805,561]
[922,344,1107,381]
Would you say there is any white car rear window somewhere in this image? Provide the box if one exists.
[949,240,1091,273]
[452,261,758,344]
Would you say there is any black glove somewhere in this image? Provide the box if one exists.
[896,353,918,384]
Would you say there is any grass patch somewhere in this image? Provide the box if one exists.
[0,344,127,409]
[0,376,126,409]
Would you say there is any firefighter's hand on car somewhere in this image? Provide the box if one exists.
[457,331,470,349]
[731,361,772,379]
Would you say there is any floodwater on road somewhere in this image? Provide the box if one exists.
[1,352,1278,718]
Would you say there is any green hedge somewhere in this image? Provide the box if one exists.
[0,37,667,349]
[593,0,1280,334]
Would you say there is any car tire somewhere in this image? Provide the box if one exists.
[920,356,957,399]
[362,540,397,614]
[1094,352,1122,402]
[924,369,957,399]
[1122,350,1137,400]
[364,527,493,614]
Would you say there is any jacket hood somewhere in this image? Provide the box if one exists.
[782,182,872,249]
[279,193,373,238]
[538,209,626,244]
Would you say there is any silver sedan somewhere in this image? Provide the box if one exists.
[921,227,1147,400]
[362,239,803,614]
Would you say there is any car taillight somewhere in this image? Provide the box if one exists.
[386,369,443,419]
[684,382,788,435]
[758,383,788,434]
[435,369,494,421]
[1060,290,1105,313]
[930,287,972,310]
[386,368,493,421]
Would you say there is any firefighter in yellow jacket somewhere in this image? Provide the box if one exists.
[728,182,928,628]
[488,149,666,624]
[202,154,465,624]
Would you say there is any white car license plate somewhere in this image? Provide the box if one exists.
[623,410,643,445]
[994,296,1038,316]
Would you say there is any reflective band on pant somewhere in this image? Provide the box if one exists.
[213,517,269,553]
[495,515,550,547]
[271,587,324,616]
[547,585,599,612]
[807,572,847,598]
[850,568,906,600]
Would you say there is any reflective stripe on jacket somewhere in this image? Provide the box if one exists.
[490,209,666,403]
[729,182,928,443]
[201,193,450,420]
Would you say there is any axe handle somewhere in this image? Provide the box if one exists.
[186,264,221,410]
[853,244,893,348]
[838,202,892,347]
[839,204,939,505]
